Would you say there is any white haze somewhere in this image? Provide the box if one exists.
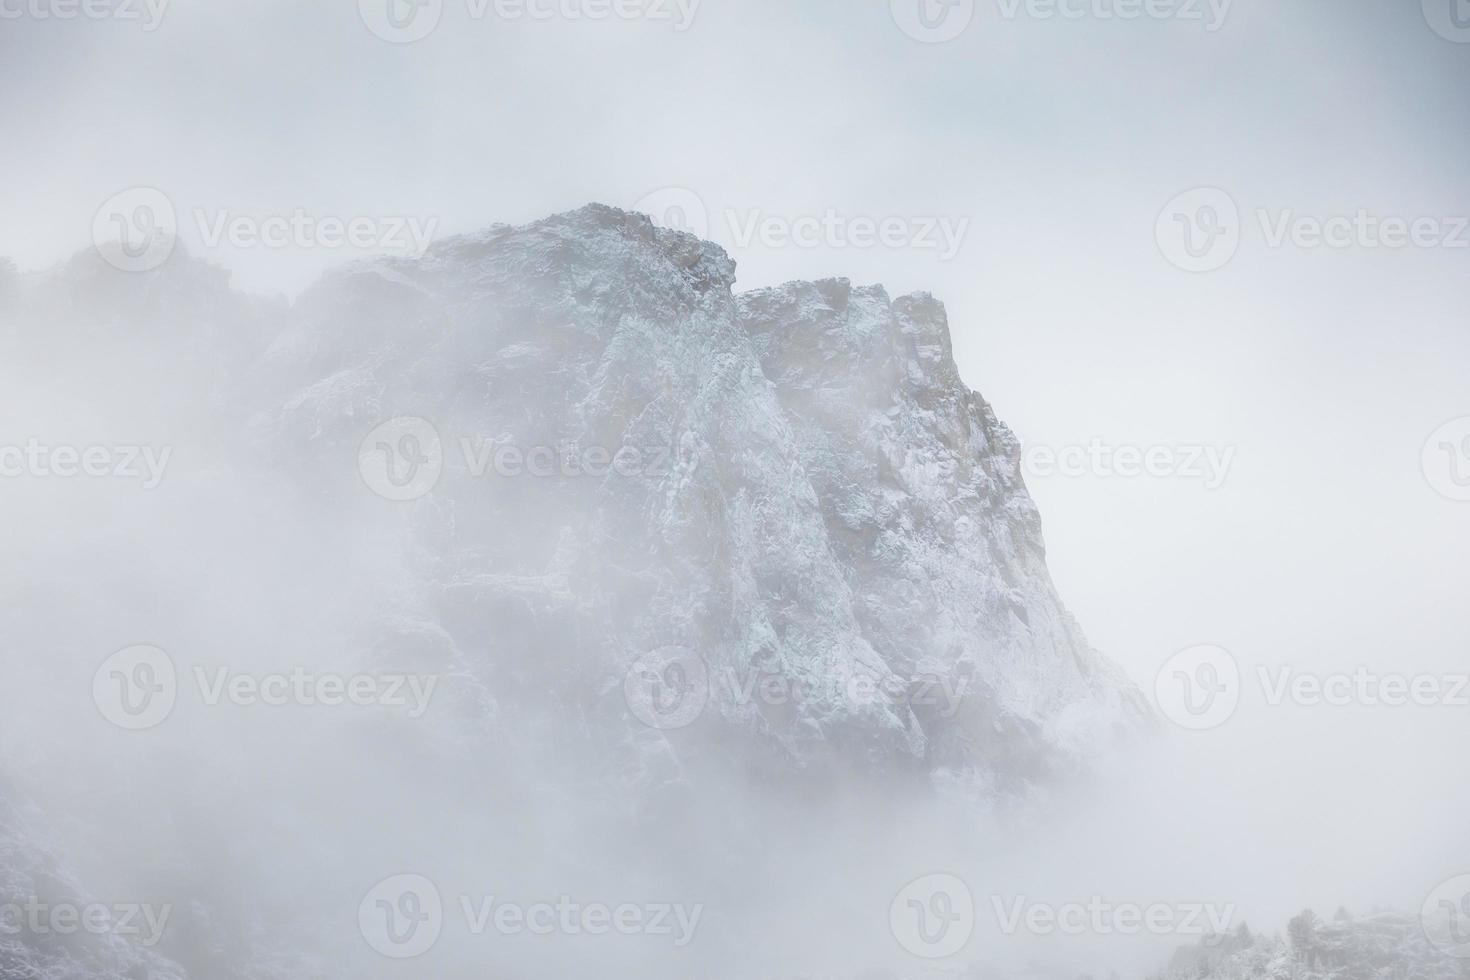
[1,2,1467,979]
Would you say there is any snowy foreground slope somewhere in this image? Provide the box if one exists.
[1,204,1156,978]
[1156,909,1468,980]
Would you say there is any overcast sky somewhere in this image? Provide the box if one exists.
[3,0,1468,925]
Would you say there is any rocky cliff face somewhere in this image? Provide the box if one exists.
[1,203,1149,979]
[257,203,1149,793]
[738,277,1148,790]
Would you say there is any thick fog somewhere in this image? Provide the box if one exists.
[0,2,1467,979]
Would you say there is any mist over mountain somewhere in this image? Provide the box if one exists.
[0,204,1154,978]
[6,0,1469,974]
[0,205,1461,980]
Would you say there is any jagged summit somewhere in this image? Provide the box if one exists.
[14,203,1149,791]
[334,204,956,320]
[321,203,739,307]
[248,202,1152,791]
[2,202,1153,980]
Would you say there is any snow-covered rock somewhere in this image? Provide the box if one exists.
[1,202,1153,979]
[257,203,1150,790]
[1154,907,1465,980]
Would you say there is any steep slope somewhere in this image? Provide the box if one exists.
[1,203,1151,979]
[257,203,1148,791]
[739,278,1148,791]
